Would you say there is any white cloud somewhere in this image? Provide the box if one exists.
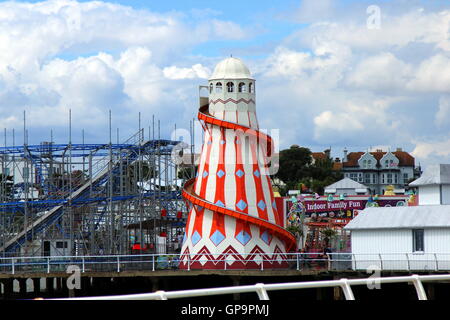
[346,52,412,91]
[163,64,211,80]
[0,0,250,141]
[435,95,450,127]
[411,137,450,159]
[289,8,450,52]
[408,54,450,92]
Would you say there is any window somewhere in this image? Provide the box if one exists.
[387,173,392,184]
[226,82,234,93]
[215,82,222,93]
[249,82,254,93]
[362,160,367,168]
[350,173,358,181]
[364,173,371,184]
[56,241,68,249]
[209,83,213,93]
[413,229,424,252]
[372,174,377,184]
[394,174,398,184]
[367,160,372,167]
[385,160,389,168]
[403,173,409,183]
[381,174,385,184]
[238,82,246,93]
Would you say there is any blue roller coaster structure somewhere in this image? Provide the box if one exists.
[0,129,190,257]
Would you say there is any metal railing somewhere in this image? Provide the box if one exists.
[50,273,450,300]
[3,252,450,275]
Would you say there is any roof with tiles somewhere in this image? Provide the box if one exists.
[343,150,415,168]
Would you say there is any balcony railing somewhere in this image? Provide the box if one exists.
[2,252,450,275]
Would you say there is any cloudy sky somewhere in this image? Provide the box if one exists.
[0,0,449,170]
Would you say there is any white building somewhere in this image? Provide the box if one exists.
[344,164,450,271]
[324,177,369,196]
[341,148,420,195]
[409,164,450,205]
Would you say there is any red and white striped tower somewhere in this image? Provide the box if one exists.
[180,57,296,269]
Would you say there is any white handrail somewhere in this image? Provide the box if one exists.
[3,252,450,274]
[47,274,450,301]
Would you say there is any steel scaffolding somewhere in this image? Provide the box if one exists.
[0,124,194,258]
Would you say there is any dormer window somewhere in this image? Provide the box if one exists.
[226,82,234,93]
[216,82,222,93]
[238,82,246,93]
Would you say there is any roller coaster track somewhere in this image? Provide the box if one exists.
[182,105,296,251]
[1,140,180,254]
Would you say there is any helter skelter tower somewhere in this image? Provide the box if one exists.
[180,57,296,269]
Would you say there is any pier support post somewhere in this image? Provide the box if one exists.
[1,279,13,300]
[316,287,324,300]
[46,277,55,294]
[231,276,241,300]
[81,277,91,296]
[426,283,435,300]
[333,276,343,300]
[151,278,159,292]
[18,278,27,296]
[32,278,41,296]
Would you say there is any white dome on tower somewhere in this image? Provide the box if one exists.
[209,57,253,80]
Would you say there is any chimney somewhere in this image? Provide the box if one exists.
[335,157,341,162]
[396,147,402,152]
[343,148,348,162]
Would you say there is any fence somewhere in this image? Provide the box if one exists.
[2,252,450,275]
[50,273,450,300]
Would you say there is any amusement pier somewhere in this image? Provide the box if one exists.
[1,58,450,301]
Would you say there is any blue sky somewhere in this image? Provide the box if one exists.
[0,0,449,169]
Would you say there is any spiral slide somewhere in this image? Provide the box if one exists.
[182,104,297,252]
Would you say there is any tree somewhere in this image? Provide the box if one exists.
[274,146,342,195]
[274,145,312,191]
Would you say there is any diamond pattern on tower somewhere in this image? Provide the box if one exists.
[202,171,209,178]
[236,230,251,245]
[253,169,260,178]
[216,169,225,178]
[272,200,277,210]
[220,140,226,145]
[210,230,225,246]
[261,230,272,245]
[235,169,244,178]
[191,231,201,246]
[236,199,247,211]
[215,200,225,207]
[257,200,266,211]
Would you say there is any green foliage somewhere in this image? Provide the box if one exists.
[320,228,337,240]
[286,225,303,237]
[274,145,343,195]
[275,145,312,184]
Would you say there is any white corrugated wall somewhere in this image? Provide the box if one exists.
[350,228,450,270]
